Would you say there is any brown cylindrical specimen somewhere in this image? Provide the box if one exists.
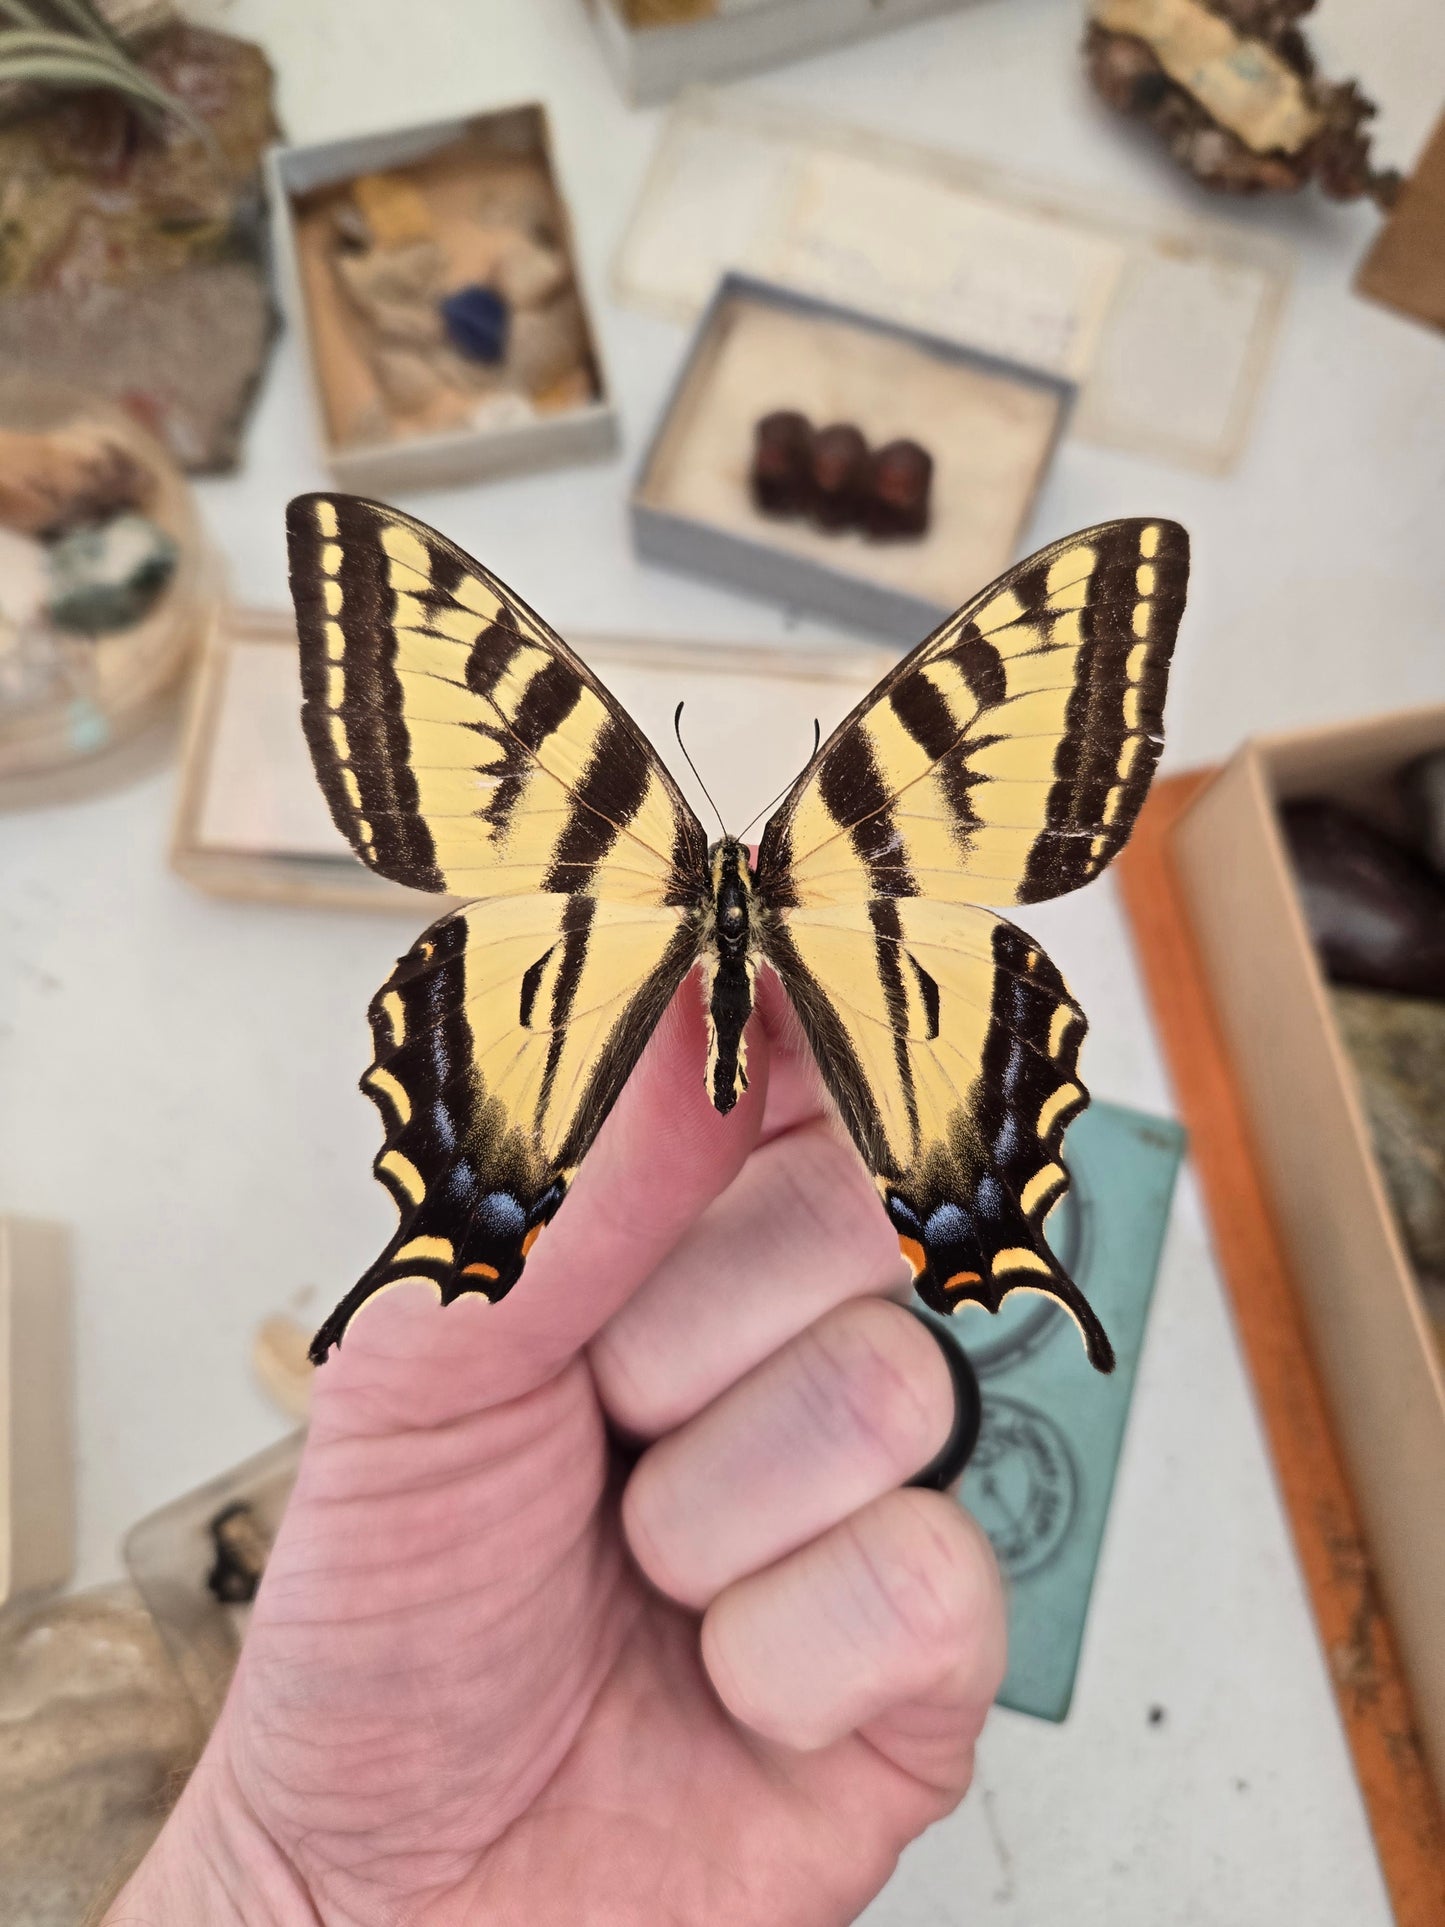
[750,410,814,517]
[864,438,933,539]
[810,422,869,530]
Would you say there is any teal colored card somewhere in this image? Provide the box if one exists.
[913,1100,1185,1723]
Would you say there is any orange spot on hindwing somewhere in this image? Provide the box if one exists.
[898,1235,926,1277]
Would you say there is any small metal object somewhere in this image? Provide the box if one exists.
[906,1308,983,1492]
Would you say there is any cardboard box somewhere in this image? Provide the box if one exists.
[1172,709,1445,1798]
[632,273,1072,642]
[266,105,617,495]
[171,604,893,911]
[616,90,1292,476]
[587,0,976,107]
[1,1218,72,1607]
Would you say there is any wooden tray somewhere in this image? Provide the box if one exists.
[1117,772,1445,1927]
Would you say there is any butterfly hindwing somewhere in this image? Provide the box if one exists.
[757,519,1189,1370]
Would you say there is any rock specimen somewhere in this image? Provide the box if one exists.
[442,283,511,364]
[1280,799,1445,999]
[1333,987,1445,1280]
[865,438,934,538]
[0,22,281,471]
[1085,0,1400,207]
[1400,749,1445,880]
[0,1585,199,1927]
[46,512,177,636]
[749,413,935,539]
[750,409,814,516]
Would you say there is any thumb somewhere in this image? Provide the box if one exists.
[309,970,769,1430]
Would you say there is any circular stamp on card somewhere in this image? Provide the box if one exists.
[962,1394,1079,1581]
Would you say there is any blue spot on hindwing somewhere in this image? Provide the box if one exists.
[925,1202,969,1245]
[477,1191,526,1237]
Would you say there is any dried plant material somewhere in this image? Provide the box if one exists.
[332,240,447,346]
[0,1585,198,1927]
[351,170,436,248]
[251,1314,313,1421]
[1085,0,1401,206]
[0,425,148,536]
[473,157,560,237]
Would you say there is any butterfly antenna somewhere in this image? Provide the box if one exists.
[673,701,727,840]
[736,718,825,843]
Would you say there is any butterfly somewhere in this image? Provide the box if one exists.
[287,494,1188,1371]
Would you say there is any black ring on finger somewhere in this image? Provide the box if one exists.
[904,1308,982,1492]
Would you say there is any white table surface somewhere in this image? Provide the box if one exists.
[4,0,1444,1919]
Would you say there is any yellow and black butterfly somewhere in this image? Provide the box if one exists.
[288,495,1187,1372]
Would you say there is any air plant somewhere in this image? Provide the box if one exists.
[0,0,213,147]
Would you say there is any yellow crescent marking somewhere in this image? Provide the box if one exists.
[328,664,345,707]
[1136,563,1156,597]
[378,1150,425,1204]
[316,500,339,539]
[365,1066,411,1123]
[325,617,345,659]
[320,541,343,577]
[1132,601,1150,638]
[380,991,405,1041]
[1049,1005,1076,1056]
[343,771,363,810]
[397,1236,453,1263]
[330,714,351,760]
[1038,1084,1081,1139]
[992,1247,1051,1276]
[323,579,343,616]
[1021,1164,1065,1219]
[1139,524,1160,559]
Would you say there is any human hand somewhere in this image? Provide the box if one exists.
[108,977,1005,1927]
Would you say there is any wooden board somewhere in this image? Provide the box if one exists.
[1117,771,1445,1927]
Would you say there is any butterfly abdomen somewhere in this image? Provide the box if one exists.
[704,840,759,1114]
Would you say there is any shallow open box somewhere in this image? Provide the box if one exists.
[1173,707,1445,1799]
[632,273,1072,642]
[266,104,617,495]
[586,0,976,106]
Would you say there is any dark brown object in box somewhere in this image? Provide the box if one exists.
[865,437,933,538]
[810,422,869,529]
[1280,799,1445,999]
[750,409,813,516]
[1357,109,1445,333]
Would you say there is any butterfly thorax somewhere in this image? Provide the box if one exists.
[703,839,758,1115]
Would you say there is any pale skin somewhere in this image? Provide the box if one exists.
[107,973,1006,1927]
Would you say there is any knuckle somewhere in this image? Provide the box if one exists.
[861,1491,998,1653]
[802,1299,951,1472]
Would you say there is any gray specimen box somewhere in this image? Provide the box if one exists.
[632,274,1074,645]
[589,0,978,107]
[267,104,617,495]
